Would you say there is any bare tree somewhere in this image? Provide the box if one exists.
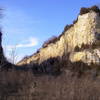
[9,46,18,64]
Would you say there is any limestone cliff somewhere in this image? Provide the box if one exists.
[0,6,100,100]
[17,6,100,67]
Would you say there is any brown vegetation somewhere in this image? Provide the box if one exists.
[33,6,100,51]
[80,5,100,16]
[74,44,91,52]
[0,6,100,100]
[0,62,100,100]
[42,36,57,48]
[0,39,100,100]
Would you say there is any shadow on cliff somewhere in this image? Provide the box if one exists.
[0,5,100,99]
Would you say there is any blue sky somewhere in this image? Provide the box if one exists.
[0,0,100,63]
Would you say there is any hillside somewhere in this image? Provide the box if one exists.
[17,6,100,67]
[0,5,100,100]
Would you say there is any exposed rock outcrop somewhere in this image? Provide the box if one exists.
[17,6,100,67]
[0,6,100,100]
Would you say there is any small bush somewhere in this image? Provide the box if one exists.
[74,46,80,52]
[42,36,57,48]
[73,18,78,24]
[80,7,89,15]
[91,5,100,13]
[64,24,73,32]
[80,5,100,15]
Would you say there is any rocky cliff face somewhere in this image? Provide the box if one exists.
[17,6,100,67]
[0,6,100,100]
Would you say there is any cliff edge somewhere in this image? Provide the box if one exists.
[17,6,100,67]
[0,6,100,100]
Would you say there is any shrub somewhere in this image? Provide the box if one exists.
[74,46,80,52]
[73,18,78,24]
[42,36,57,48]
[80,7,89,15]
[91,5,100,14]
[80,5,100,15]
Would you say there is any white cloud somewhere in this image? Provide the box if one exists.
[3,37,38,51]
[15,37,38,48]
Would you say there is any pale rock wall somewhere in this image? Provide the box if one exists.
[17,11,100,66]
[70,49,100,65]
[70,12,100,65]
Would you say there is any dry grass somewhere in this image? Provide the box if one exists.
[0,68,100,100]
